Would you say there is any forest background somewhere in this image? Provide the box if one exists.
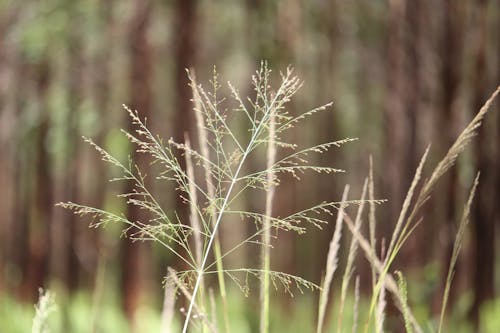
[0,0,499,332]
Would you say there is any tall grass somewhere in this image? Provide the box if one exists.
[60,62,356,332]
[58,62,499,333]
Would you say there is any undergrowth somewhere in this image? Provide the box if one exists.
[56,62,500,333]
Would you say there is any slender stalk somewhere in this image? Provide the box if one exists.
[185,135,203,266]
[375,241,386,333]
[438,173,479,333]
[368,157,380,331]
[190,70,231,333]
[352,276,360,333]
[169,268,217,333]
[338,180,368,332]
[316,185,350,333]
[182,106,271,333]
[185,135,207,328]
[260,113,276,333]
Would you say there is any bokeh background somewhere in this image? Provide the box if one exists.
[0,0,499,332]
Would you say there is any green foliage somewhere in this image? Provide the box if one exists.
[480,298,500,333]
[0,293,34,333]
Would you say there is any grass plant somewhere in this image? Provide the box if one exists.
[58,62,499,333]
[60,62,355,332]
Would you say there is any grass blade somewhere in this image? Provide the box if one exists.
[316,185,350,333]
[438,173,480,333]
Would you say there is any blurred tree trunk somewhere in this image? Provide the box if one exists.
[274,0,301,305]
[0,6,20,294]
[19,60,53,301]
[398,0,427,268]
[433,0,464,313]
[172,0,197,231]
[312,0,339,286]
[50,5,84,294]
[246,0,278,63]
[79,0,115,289]
[91,0,113,211]
[13,61,34,301]
[384,2,424,328]
[470,0,495,325]
[122,0,152,325]
[384,0,408,225]
[384,0,417,235]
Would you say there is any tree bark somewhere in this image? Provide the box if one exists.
[470,0,495,325]
[19,60,53,301]
[384,0,412,228]
[0,5,20,294]
[122,0,152,325]
[173,0,197,229]
[433,0,465,314]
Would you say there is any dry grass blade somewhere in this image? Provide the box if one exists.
[161,269,177,333]
[168,268,217,333]
[438,173,480,333]
[338,179,368,332]
[184,135,208,329]
[422,86,499,197]
[395,271,413,333]
[375,274,386,333]
[352,276,360,333]
[368,156,377,282]
[343,215,423,333]
[364,86,498,333]
[32,289,56,333]
[366,147,430,321]
[386,146,429,262]
[375,240,387,333]
[185,135,203,266]
[316,185,350,333]
[368,156,384,331]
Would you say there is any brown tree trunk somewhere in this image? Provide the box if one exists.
[384,0,411,228]
[122,0,152,325]
[19,60,53,301]
[50,7,85,294]
[0,5,20,294]
[172,0,197,229]
[383,1,424,329]
[470,0,495,325]
[4,55,33,301]
[312,0,339,288]
[434,0,464,314]
[398,0,428,270]
[77,0,115,290]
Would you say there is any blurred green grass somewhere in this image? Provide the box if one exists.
[1,286,499,332]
